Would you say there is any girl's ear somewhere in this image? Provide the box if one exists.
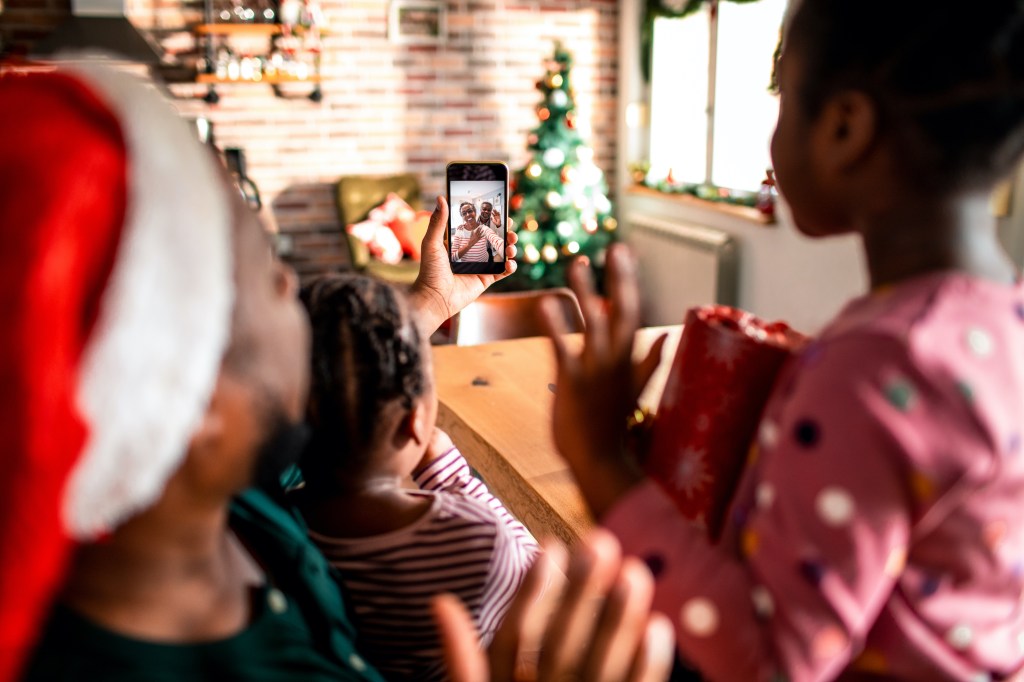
[407,399,431,448]
[813,90,878,175]
[392,399,431,448]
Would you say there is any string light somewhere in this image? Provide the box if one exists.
[549,73,563,88]
[538,107,551,121]
[542,148,565,168]
[524,244,540,263]
[546,191,563,208]
[526,163,542,179]
[604,217,618,231]
[525,218,539,232]
[556,221,573,237]
[567,241,580,254]
[542,244,558,263]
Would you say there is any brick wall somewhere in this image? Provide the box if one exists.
[2,0,619,278]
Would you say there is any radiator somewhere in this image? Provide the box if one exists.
[625,215,738,327]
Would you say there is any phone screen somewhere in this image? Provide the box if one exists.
[447,161,509,275]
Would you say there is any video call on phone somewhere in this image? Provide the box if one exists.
[447,162,508,275]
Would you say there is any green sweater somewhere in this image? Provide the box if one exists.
[25,488,386,682]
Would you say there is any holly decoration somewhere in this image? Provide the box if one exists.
[498,43,617,292]
[642,0,765,81]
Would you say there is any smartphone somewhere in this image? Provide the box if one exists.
[446,161,509,275]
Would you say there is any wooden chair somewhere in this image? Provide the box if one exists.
[450,288,585,346]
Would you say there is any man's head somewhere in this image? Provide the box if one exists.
[479,201,493,224]
[179,185,311,499]
[0,61,308,676]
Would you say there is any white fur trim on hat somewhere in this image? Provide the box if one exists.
[61,62,234,539]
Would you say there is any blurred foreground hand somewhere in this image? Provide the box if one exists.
[434,528,676,682]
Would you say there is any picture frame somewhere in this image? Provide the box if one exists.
[388,0,446,45]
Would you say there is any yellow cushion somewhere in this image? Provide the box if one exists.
[336,174,421,270]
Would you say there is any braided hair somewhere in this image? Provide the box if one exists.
[299,273,426,484]
[786,0,1024,192]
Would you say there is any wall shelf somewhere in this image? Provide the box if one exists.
[192,19,325,102]
[196,73,322,84]
[194,23,328,35]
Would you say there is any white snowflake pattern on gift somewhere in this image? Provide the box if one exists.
[673,446,712,499]
[704,336,748,371]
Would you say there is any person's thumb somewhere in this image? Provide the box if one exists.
[422,196,448,255]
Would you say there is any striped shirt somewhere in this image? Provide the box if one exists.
[309,447,538,682]
[452,226,504,263]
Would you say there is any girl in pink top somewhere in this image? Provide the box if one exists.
[541,1,1024,679]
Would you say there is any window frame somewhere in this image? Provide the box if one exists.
[648,0,783,192]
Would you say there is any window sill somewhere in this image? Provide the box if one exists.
[625,185,776,226]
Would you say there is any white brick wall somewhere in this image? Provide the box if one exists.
[2,0,619,278]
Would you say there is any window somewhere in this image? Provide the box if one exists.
[648,0,787,192]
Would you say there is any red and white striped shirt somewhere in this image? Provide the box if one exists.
[309,447,538,682]
[452,226,504,263]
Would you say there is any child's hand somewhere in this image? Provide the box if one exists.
[415,427,456,473]
[434,529,676,682]
[540,245,668,519]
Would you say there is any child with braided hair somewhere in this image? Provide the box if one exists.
[541,0,1024,679]
[293,273,538,682]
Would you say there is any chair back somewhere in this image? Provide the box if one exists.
[451,288,584,346]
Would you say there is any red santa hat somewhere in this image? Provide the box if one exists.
[0,61,233,679]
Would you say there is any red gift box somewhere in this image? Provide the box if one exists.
[645,305,807,540]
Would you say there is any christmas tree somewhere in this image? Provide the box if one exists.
[503,43,618,290]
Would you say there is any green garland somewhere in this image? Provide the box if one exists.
[642,178,759,209]
[641,0,764,81]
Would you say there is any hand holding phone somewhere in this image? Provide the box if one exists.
[447,161,509,274]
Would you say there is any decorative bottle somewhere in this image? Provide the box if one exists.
[756,168,777,218]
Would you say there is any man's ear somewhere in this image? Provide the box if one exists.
[812,90,878,175]
[187,376,230,456]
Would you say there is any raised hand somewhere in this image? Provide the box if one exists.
[434,529,676,682]
[539,245,667,518]
[409,196,518,336]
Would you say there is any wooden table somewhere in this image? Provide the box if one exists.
[432,326,682,546]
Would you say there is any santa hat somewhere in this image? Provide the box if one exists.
[0,61,233,679]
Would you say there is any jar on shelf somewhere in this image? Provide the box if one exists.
[279,0,302,29]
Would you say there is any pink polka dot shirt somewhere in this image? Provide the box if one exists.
[604,271,1024,681]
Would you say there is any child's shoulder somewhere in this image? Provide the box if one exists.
[431,490,505,529]
[805,271,1023,457]
[824,271,1023,366]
